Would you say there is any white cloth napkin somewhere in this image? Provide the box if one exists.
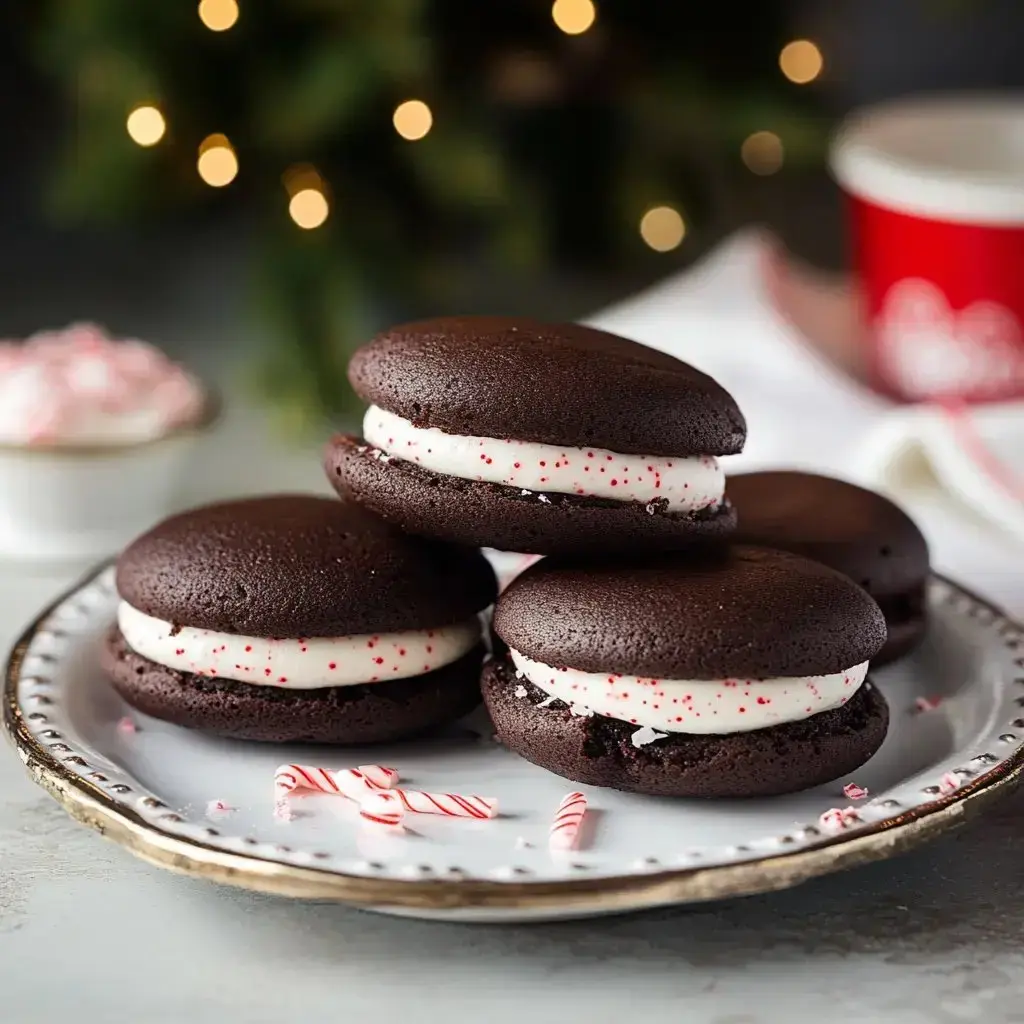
[859,399,1024,543]
[586,231,1024,616]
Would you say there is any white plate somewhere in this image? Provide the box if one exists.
[5,565,1024,922]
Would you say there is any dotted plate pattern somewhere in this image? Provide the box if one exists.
[5,565,1024,919]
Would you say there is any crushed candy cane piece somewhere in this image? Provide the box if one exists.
[273,801,296,822]
[843,783,869,801]
[363,788,498,819]
[938,772,961,795]
[116,717,137,735]
[359,804,404,827]
[914,696,943,712]
[631,725,668,748]
[206,799,234,817]
[274,763,397,802]
[549,791,588,851]
[818,806,860,833]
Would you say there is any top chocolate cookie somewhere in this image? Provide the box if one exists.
[727,471,929,599]
[116,495,497,638]
[327,317,746,555]
[349,316,745,456]
[494,546,887,679]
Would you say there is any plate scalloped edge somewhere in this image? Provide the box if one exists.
[5,564,1024,914]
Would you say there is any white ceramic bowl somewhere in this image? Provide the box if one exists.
[0,411,216,563]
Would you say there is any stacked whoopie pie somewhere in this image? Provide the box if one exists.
[104,496,497,744]
[107,315,925,796]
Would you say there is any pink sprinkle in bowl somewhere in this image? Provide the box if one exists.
[0,324,217,562]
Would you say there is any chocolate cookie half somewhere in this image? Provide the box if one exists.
[325,316,745,555]
[485,547,890,798]
[104,495,497,743]
[728,471,929,664]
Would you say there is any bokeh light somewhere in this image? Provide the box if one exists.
[289,188,330,230]
[551,0,596,36]
[198,0,239,32]
[197,133,238,187]
[639,206,686,252]
[779,40,823,84]
[392,100,433,141]
[741,131,785,175]
[126,105,166,147]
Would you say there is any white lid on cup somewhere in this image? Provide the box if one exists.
[830,94,1024,226]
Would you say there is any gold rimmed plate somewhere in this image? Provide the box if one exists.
[5,564,1024,922]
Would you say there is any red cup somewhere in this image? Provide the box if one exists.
[831,96,1024,403]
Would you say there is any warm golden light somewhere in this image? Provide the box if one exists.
[551,0,596,36]
[198,0,239,31]
[741,131,785,175]
[197,134,238,187]
[392,99,433,141]
[126,105,166,147]
[779,39,823,84]
[639,206,686,252]
[289,188,330,229]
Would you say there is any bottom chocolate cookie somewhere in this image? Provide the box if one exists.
[104,628,484,744]
[325,434,736,556]
[482,657,889,798]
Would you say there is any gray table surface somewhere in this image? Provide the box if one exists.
[3,250,1024,1023]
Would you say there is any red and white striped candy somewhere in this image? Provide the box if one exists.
[358,802,405,828]
[357,764,399,790]
[549,791,588,851]
[273,763,398,803]
[361,788,498,820]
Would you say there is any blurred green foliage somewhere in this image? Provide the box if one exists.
[37,0,822,430]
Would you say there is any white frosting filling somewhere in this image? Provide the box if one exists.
[118,602,480,689]
[509,648,869,735]
[363,405,724,513]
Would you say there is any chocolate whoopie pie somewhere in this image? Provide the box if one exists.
[324,316,746,555]
[728,471,929,664]
[102,495,497,743]
[483,547,889,798]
